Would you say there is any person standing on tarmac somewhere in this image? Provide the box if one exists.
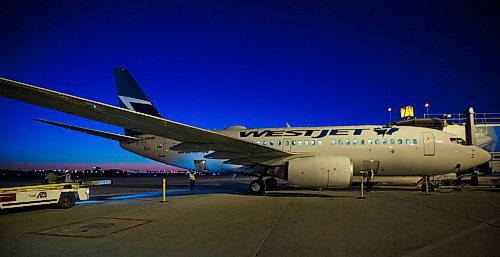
[189,171,196,191]
[366,168,374,192]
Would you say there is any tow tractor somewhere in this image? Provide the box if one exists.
[0,180,111,210]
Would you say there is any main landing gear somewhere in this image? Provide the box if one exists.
[249,176,278,194]
[249,179,265,194]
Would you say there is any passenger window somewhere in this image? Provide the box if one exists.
[406,139,410,144]
[367,139,372,145]
[360,139,365,145]
[390,139,395,144]
[270,141,274,146]
[353,139,357,145]
[331,140,336,145]
[383,139,387,145]
[292,140,296,146]
[263,140,267,145]
[298,140,303,146]
[413,139,417,145]
[278,140,282,146]
[311,140,315,145]
[285,140,289,146]
[318,140,322,146]
[398,139,402,144]
[375,139,380,145]
[346,139,350,145]
[304,140,309,146]
[338,139,343,145]
[257,141,261,144]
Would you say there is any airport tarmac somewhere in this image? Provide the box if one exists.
[1,175,499,257]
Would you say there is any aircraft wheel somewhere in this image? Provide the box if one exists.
[265,177,278,190]
[249,179,266,194]
[57,193,76,209]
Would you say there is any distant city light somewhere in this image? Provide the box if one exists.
[387,107,392,112]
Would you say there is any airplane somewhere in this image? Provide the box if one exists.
[0,68,491,193]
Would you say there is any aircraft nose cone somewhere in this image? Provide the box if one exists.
[474,148,491,166]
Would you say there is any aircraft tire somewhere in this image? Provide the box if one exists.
[265,177,278,190]
[249,179,266,194]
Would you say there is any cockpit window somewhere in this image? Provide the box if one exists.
[450,138,467,145]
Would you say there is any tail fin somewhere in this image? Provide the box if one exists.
[113,67,162,136]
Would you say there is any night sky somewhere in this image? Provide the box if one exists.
[1,0,499,170]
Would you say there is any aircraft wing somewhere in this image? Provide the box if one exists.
[0,78,294,164]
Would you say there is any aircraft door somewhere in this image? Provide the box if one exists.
[422,132,435,156]
[284,138,292,151]
[157,138,166,158]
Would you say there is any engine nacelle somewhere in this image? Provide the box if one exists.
[287,156,353,188]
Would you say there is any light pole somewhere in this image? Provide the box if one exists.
[424,102,430,117]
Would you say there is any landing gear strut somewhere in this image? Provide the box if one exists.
[421,176,435,193]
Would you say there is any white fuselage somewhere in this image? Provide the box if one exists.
[120,125,491,177]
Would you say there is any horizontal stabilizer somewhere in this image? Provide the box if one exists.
[34,119,140,143]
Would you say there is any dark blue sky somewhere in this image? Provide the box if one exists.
[1,0,499,170]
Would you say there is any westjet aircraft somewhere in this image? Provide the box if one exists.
[0,68,491,193]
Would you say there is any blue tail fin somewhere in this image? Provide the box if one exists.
[113,67,162,136]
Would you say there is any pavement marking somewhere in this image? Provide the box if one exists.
[36,217,154,238]
[253,198,291,257]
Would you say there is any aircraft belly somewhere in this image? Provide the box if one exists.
[163,151,243,173]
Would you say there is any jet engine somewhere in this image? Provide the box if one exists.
[286,156,353,188]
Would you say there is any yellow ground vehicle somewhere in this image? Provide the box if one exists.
[0,180,111,209]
